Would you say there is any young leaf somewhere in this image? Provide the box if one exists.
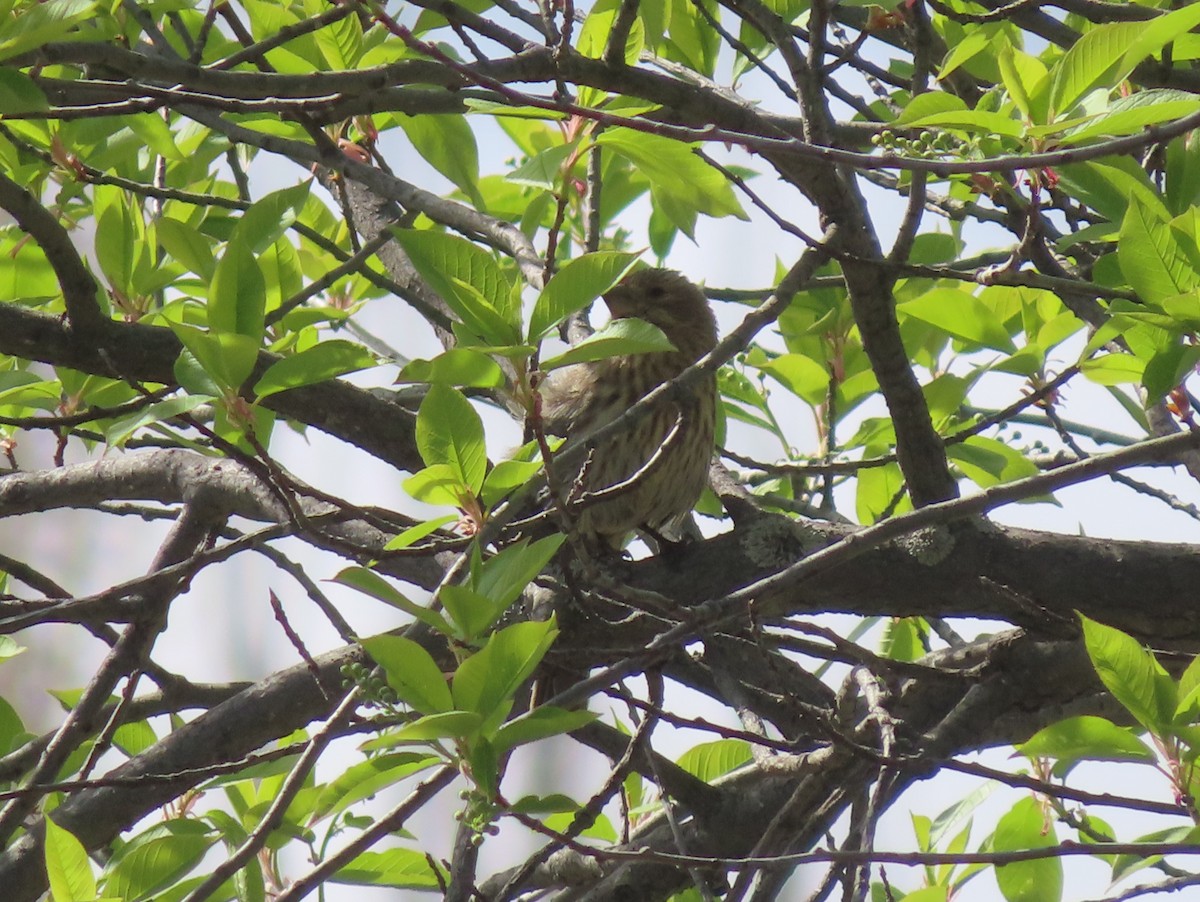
[364,711,483,747]
[93,187,139,297]
[471,535,566,611]
[330,848,444,889]
[993,797,1062,902]
[595,129,747,221]
[416,385,487,494]
[171,324,260,395]
[209,240,267,343]
[230,183,312,256]
[253,340,376,400]
[540,317,675,370]
[397,349,505,388]
[452,620,558,720]
[438,584,497,642]
[382,514,459,551]
[392,230,519,344]
[361,635,453,715]
[332,567,453,635]
[528,251,641,340]
[101,829,212,902]
[395,113,483,208]
[900,288,1017,352]
[491,706,596,753]
[44,818,96,902]
[1080,614,1175,734]
[1016,715,1155,766]
[1119,197,1200,304]
[403,464,472,509]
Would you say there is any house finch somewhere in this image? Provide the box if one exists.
[537,268,719,550]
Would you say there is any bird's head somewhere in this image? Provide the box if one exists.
[601,268,717,358]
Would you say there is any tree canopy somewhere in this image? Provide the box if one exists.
[4,0,1200,900]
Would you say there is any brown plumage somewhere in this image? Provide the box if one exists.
[538,268,719,550]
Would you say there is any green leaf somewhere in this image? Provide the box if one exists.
[45,818,96,902]
[171,324,260,394]
[466,734,500,794]
[0,635,25,663]
[507,793,580,815]
[895,109,1022,138]
[1176,653,1200,721]
[472,535,565,610]
[577,0,644,65]
[947,436,1039,489]
[1049,20,1143,117]
[312,753,437,819]
[1112,826,1200,884]
[1120,5,1200,91]
[209,240,267,342]
[998,45,1048,123]
[1079,352,1145,386]
[452,620,558,719]
[231,182,311,256]
[1119,196,1200,303]
[1058,159,1167,224]
[1143,342,1200,401]
[416,385,486,494]
[393,229,518,344]
[1080,614,1175,733]
[1059,90,1200,145]
[492,706,597,753]
[253,340,376,399]
[364,711,484,746]
[529,252,641,340]
[396,114,482,207]
[993,797,1062,902]
[1167,130,1200,215]
[331,849,443,888]
[675,740,753,782]
[361,635,453,714]
[156,218,215,281]
[900,288,1016,352]
[438,584,498,641]
[121,112,183,162]
[893,92,968,125]
[938,27,992,80]
[104,396,211,448]
[881,616,926,662]
[0,0,95,63]
[101,829,212,902]
[0,69,47,113]
[748,350,830,407]
[595,129,746,221]
[313,3,363,68]
[382,515,459,551]
[506,144,577,190]
[332,567,453,635]
[540,317,675,370]
[403,464,471,509]
[480,458,545,507]
[856,458,905,525]
[397,349,505,388]
[1017,715,1155,766]
[94,187,138,296]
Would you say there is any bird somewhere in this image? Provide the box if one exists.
[535,267,719,552]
